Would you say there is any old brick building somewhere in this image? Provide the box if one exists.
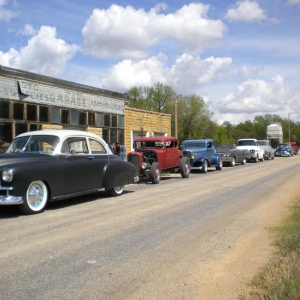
[0,65,171,154]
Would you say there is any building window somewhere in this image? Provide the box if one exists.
[51,108,60,124]
[88,112,95,126]
[104,114,110,127]
[61,109,69,124]
[13,103,24,120]
[110,128,117,143]
[118,115,124,128]
[15,123,27,136]
[0,122,12,143]
[27,104,37,121]
[70,111,79,125]
[112,115,117,127]
[0,100,10,119]
[39,106,49,122]
[102,128,108,142]
[79,112,87,125]
[118,129,124,144]
[96,113,103,127]
[30,124,38,131]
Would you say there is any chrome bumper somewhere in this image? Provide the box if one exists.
[133,176,139,183]
[0,185,23,205]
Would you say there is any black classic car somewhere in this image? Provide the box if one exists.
[181,139,222,173]
[0,130,139,214]
[215,144,249,166]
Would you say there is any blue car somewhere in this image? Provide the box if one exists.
[181,139,222,173]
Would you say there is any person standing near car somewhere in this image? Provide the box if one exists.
[116,142,120,156]
[120,144,127,160]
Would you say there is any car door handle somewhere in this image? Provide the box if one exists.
[88,156,95,160]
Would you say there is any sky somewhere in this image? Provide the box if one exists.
[0,0,299,125]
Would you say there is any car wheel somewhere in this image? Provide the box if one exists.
[230,157,236,167]
[260,155,264,162]
[180,157,191,178]
[201,160,208,173]
[19,180,48,215]
[216,160,223,171]
[254,155,258,163]
[149,162,161,184]
[108,186,124,196]
[241,158,246,165]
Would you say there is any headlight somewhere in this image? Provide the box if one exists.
[250,149,255,153]
[141,162,148,170]
[2,169,13,182]
[191,153,197,159]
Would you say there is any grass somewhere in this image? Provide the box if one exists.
[240,200,300,300]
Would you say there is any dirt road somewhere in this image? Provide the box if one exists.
[0,156,299,300]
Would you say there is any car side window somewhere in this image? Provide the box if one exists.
[89,139,107,154]
[61,137,89,154]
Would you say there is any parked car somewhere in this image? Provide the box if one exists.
[127,136,191,184]
[274,143,293,157]
[258,140,275,160]
[288,142,298,155]
[0,130,139,214]
[181,139,222,173]
[215,144,249,166]
[236,138,264,162]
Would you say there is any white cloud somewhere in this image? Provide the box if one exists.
[81,3,227,59]
[102,53,233,95]
[287,0,300,4]
[0,26,78,76]
[19,24,37,36]
[213,75,300,124]
[0,0,17,21]
[224,0,267,23]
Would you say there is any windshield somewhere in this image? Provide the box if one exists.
[182,142,206,149]
[134,141,164,149]
[237,140,256,146]
[215,144,235,151]
[7,135,60,154]
[258,141,268,146]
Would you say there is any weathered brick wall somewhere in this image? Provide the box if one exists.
[41,124,63,130]
[87,127,103,138]
[124,107,171,153]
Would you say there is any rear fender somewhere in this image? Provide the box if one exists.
[103,160,137,191]
[210,153,221,166]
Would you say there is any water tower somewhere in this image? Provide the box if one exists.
[267,123,283,144]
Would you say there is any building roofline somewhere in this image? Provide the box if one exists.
[0,64,125,100]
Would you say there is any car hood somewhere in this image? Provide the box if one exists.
[182,148,209,158]
[236,145,256,150]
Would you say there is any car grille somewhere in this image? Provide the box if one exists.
[183,150,192,158]
[127,154,141,175]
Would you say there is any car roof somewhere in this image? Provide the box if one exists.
[182,139,213,143]
[238,138,257,141]
[15,130,103,140]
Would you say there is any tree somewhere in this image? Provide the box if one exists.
[176,95,214,142]
[127,83,174,113]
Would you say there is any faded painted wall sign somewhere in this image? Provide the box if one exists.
[0,76,124,115]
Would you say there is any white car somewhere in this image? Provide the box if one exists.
[236,138,264,163]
